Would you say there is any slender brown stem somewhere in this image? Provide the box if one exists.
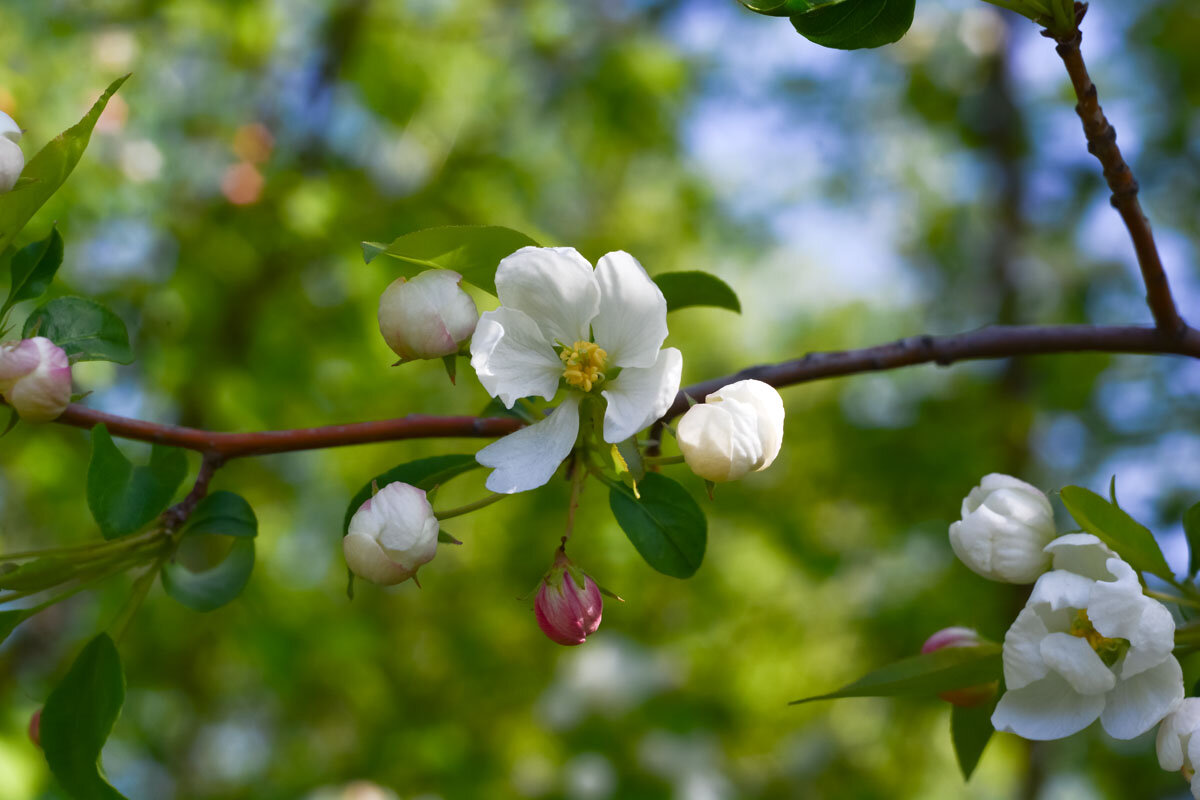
[1049,4,1184,335]
[20,323,1200,455]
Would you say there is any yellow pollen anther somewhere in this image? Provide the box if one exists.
[1068,609,1129,666]
[559,340,608,392]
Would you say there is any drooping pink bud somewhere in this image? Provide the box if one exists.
[29,708,41,749]
[534,546,603,646]
[921,626,999,708]
[0,338,72,422]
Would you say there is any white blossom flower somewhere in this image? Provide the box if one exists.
[377,269,478,361]
[343,481,438,585]
[991,533,1183,741]
[949,473,1056,583]
[470,247,682,493]
[1157,698,1200,798]
[676,379,785,482]
[0,110,23,193]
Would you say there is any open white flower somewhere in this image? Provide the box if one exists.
[470,247,682,493]
[991,533,1183,741]
[1157,698,1200,798]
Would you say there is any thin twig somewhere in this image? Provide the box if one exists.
[1048,4,1185,335]
[23,323,1200,453]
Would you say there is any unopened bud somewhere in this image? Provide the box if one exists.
[677,379,785,482]
[344,481,438,585]
[0,111,23,193]
[535,545,603,646]
[378,269,478,361]
[921,627,999,708]
[0,338,72,422]
[949,473,1056,584]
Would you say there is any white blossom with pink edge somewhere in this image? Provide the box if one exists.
[343,481,438,586]
[377,269,478,362]
[0,337,72,422]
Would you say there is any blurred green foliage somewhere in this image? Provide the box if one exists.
[1,0,1200,798]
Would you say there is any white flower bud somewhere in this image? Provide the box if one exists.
[0,111,23,193]
[378,269,478,361]
[705,379,785,469]
[677,379,785,482]
[343,481,438,585]
[949,473,1056,583]
[1157,698,1200,798]
[0,338,72,422]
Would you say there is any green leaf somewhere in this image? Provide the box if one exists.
[0,76,129,256]
[1059,486,1173,580]
[41,634,128,800]
[161,537,255,612]
[342,454,482,535]
[181,491,258,539]
[951,698,997,781]
[87,424,188,539]
[1185,501,1200,579]
[0,556,74,592]
[652,271,741,314]
[3,226,63,317]
[608,472,706,579]
[0,608,30,645]
[22,297,134,364]
[790,644,1002,704]
[362,225,539,296]
[791,0,915,50]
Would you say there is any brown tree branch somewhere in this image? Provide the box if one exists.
[1050,4,1185,335]
[36,323,1200,455]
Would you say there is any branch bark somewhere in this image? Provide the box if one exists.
[1050,4,1185,334]
[38,323,1200,455]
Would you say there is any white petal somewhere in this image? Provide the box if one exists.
[1039,633,1116,695]
[469,307,564,407]
[1156,697,1200,771]
[978,473,1053,512]
[706,380,786,470]
[601,347,682,443]
[1045,533,1119,580]
[495,246,599,346]
[1003,606,1051,690]
[1100,656,1184,740]
[476,395,581,494]
[1028,569,1093,614]
[343,532,414,586]
[1089,577,1176,679]
[591,251,668,369]
[675,399,763,483]
[991,673,1105,741]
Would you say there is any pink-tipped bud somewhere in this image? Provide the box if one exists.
[0,338,72,422]
[921,627,999,708]
[535,546,603,646]
[378,269,478,362]
[29,708,41,749]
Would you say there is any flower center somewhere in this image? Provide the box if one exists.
[1068,609,1130,667]
[560,340,608,392]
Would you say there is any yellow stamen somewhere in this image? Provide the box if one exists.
[1068,609,1130,667]
[559,340,608,392]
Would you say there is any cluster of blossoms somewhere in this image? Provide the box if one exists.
[0,111,23,194]
[941,473,1200,796]
[343,245,785,646]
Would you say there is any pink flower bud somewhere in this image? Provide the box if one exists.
[535,546,603,646]
[29,708,41,749]
[0,338,72,422]
[343,481,439,586]
[378,269,478,361]
[921,626,999,708]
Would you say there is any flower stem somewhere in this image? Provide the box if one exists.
[0,528,164,561]
[109,549,172,643]
[563,464,587,540]
[1146,589,1200,609]
[434,492,508,521]
[643,455,685,466]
